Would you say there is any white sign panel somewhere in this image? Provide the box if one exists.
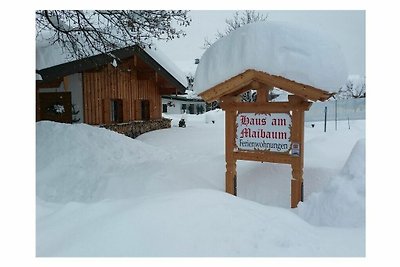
[236,113,292,152]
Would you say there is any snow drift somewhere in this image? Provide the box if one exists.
[193,21,348,95]
[36,121,170,203]
[297,138,365,227]
[36,116,365,256]
[36,188,364,256]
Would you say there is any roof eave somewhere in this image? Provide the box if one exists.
[37,45,187,94]
[198,69,332,103]
[134,46,186,94]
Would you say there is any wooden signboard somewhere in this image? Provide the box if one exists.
[221,93,311,208]
[236,112,292,152]
[199,70,330,208]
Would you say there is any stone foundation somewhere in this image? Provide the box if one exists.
[101,118,171,138]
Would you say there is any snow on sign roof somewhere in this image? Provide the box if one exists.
[193,21,348,96]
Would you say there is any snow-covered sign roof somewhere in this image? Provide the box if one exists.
[193,21,348,100]
[36,40,187,89]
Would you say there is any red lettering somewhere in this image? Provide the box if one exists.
[239,115,268,126]
[240,115,249,126]
[262,118,267,125]
[261,129,266,138]
[240,128,250,138]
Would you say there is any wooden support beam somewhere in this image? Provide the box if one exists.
[289,95,306,208]
[250,81,261,90]
[225,109,237,195]
[226,84,254,98]
[256,87,267,103]
[199,69,332,102]
[256,84,272,103]
[220,95,237,104]
[36,86,40,121]
[199,70,255,102]
[220,101,312,113]
[253,71,332,102]
[63,76,69,92]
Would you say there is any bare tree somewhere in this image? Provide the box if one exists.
[203,10,268,48]
[36,10,191,59]
[200,11,269,103]
[337,76,366,99]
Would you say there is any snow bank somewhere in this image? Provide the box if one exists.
[36,121,170,203]
[36,117,365,256]
[37,189,364,256]
[297,138,365,227]
[163,108,225,127]
[205,108,225,124]
[193,21,348,95]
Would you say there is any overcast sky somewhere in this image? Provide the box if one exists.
[155,10,365,76]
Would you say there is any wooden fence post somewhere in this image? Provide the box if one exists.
[289,95,305,208]
[225,108,237,195]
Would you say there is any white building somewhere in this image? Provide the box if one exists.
[162,95,207,115]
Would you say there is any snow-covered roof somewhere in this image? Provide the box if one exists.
[144,47,188,87]
[162,95,204,102]
[162,89,203,101]
[174,59,198,76]
[193,21,348,96]
[36,40,187,88]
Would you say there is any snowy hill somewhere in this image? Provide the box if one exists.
[36,114,365,256]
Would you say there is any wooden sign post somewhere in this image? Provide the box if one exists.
[198,70,332,208]
[221,89,311,208]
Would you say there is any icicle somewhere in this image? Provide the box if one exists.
[111,59,118,68]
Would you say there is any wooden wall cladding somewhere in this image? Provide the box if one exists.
[82,60,162,125]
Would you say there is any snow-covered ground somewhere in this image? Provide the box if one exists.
[36,110,365,257]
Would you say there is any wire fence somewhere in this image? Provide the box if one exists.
[305,98,365,122]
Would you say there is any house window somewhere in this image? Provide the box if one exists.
[162,104,168,113]
[181,104,187,113]
[189,104,195,114]
[141,100,150,121]
[197,104,205,114]
[111,99,123,123]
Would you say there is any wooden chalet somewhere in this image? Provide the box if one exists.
[36,45,187,128]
